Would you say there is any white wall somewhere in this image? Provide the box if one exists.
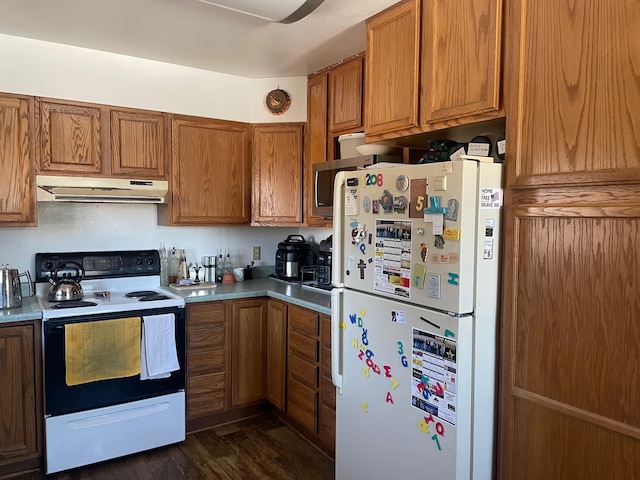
[0,34,325,277]
[0,33,306,122]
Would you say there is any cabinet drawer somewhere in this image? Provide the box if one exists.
[318,402,336,449]
[188,349,225,376]
[321,373,336,410]
[187,325,225,351]
[187,372,225,417]
[289,330,318,363]
[289,354,318,388]
[320,314,331,348]
[187,302,225,329]
[289,306,319,337]
[287,376,318,433]
[322,346,331,376]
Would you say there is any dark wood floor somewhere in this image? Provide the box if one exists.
[15,413,334,480]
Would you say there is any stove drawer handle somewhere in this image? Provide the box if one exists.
[49,325,65,332]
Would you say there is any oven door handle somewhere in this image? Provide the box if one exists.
[49,325,65,332]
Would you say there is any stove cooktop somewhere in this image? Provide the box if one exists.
[35,250,185,319]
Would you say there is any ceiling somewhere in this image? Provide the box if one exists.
[0,0,398,78]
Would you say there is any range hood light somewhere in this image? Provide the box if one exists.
[195,0,325,23]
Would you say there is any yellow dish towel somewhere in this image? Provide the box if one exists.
[65,317,141,386]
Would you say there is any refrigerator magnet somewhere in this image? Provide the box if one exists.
[357,259,367,279]
[409,178,427,219]
[379,190,394,213]
[363,196,371,213]
[443,228,460,241]
[392,195,407,214]
[427,272,441,298]
[413,263,426,289]
[445,199,459,221]
[420,243,428,262]
[395,174,409,191]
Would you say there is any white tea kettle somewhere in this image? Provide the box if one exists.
[0,266,33,309]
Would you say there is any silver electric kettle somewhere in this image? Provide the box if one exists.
[0,266,33,309]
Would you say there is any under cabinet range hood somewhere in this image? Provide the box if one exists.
[36,175,169,204]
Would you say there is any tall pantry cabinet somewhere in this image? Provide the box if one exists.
[499,1,640,479]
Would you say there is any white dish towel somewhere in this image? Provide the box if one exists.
[140,313,180,380]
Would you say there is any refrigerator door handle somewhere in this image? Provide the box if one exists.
[332,171,346,288]
[330,287,344,393]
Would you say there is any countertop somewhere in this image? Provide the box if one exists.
[0,295,42,323]
[0,278,331,324]
[166,278,332,315]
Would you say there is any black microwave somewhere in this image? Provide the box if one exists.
[312,155,402,218]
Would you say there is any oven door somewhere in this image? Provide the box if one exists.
[43,305,185,417]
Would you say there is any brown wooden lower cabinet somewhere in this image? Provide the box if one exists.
[0,321,42,478]
[186,298,335,453]
[229,298,267,407]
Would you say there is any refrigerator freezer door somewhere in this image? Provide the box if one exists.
[335,289,478,480]
[333,161,502,314]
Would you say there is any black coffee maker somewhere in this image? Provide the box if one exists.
[316,235,332,286]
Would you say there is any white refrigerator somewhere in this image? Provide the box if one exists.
[331,159,502,480]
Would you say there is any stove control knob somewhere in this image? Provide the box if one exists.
[134,257,143,266]
[146,257,154,266]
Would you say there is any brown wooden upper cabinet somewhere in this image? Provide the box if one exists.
[0,93,36,226]
[252,123,304,226]
[329,56,364,133]
[162,115,251,226]
[110,109,167,179]
[35,98,167,179]
[365,0,504,140]
[304,72,332,228]
[506,0,640,188]
[304,55,364,227]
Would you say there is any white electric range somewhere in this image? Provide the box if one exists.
[35,250,186,474]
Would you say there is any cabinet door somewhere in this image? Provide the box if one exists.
[251,123,304,225]
[110,109,167,179]
[329,56,364,133]
[420,0,502,123]
[266,300,287,410]
[0,94,36,226]
[304,73,332,227]
[36,99,102,175]
[168,115,251,225]
[506,0,640,187]
[364,0,421,135]
[0,323,40,463]
[230,298,267,407]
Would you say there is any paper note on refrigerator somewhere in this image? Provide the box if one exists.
[411,327,457,426]
[345,188,359,216]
